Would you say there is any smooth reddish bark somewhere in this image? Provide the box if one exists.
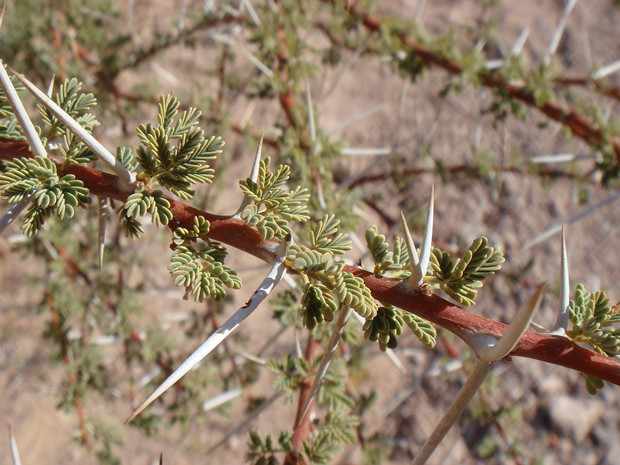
[1,138,619,387]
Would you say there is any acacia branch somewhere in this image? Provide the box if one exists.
[1,138,619,387]
[323,0,620,163]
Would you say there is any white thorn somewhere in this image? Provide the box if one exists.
[8,423,23,465]
[326,103,387,136]
[0,197,31,235]
[413,358,491,465]
[592,58,620,80]
[415,284,545,464]
[0,63,47,159]
[202,388,243,412]
[298,306,352,424]
[0,4,5,31]
[340,147,392,156]
[235,135,264,215]
[418,186,434,281]
[237,42,274,77]
[551,227,570,335]
[530,153,577,164]
[400,211,421,288]
[524,191,620,249]
[315,174,327,211]
[249,135,263,184]
[239,0,261,26]
[413,0,427,22]
[46,75,55,97]
[544,0,577,62]
[384,348,407,374]
[511,27,530,56]
[126,235,291,423]
[478,283,546,363]
[9,68,136,188]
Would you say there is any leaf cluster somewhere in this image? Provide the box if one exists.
[568,284,620,391]
[133,94,223,199]
[363,305,436,351]
[239,156,310,239]
[282,214,377,326]
[0,156,91,235]
[165,217,241,302]
[365,225,410,278]
[267,354,309,402]
[119,188,172,238]
[305,358,358,464]
[246,430,293,465]
[427,237,504,306]
[41,78,99,141]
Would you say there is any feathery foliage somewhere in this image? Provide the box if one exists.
[0,156,91,235]
[40,78,99,141]
[365,225,410,278]
[239,156,311,239]
[427,237,505,306]
[246,430,293,465]
[168,216,241,302]
[134,94,222,199]
[568,284,620,394]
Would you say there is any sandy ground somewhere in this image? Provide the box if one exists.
[1,1,619,464]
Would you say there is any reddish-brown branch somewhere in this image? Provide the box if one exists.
[344,164,586,189]
[555,76,620,103]
[349,269,620,385]
[1,139,619,387]
[283,336,324,465]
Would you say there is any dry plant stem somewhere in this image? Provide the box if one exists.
[412,359,491,465]
[299,306,353,424]
[345,164,591,188]
[324,0,620,163]
[1,139,619,385]
[284,336,324,465]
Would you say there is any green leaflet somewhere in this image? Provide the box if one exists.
[119,188,173,235]
[427,237,504,306]
[334,271,377,320]
[363,306,404,351]
[365,225,410,277]
[133,94,222,199]
[239,156,310,240]
[568,284,620,357]
[168,219,240,303]
[301,282,338,330]
[40,77,99,141]
[402,311,437,348]
[0,156,91,236]
[363,305,436,351]
[308,214,351,255]
[168,244,241,302]
[246,430,293,465]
